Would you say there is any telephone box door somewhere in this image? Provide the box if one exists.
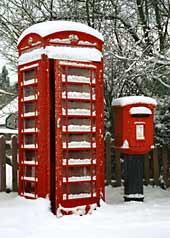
[54,61,101,212]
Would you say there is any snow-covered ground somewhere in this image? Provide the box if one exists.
[1,186,170,238]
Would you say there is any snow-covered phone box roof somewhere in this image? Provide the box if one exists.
[112,96,157,107]
[18,46,103,65]
[17,20,104,45]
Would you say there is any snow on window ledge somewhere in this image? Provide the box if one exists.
[63,193,96,200]
[63,141,96,149]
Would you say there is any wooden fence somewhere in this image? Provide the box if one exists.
[0,135,18,192]
[1,133,170,192]
[105,134,170,188]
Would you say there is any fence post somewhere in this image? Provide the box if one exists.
[0,136,6,191]
[115,149,121,186]
[12,135,18,192]
[144,153,150,185]
[162,145,168,187]
[153,148,159,186]
[105,133,112,185]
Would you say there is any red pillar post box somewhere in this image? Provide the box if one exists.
[112,96,157,154]
[112,96,157,201]
[17,21,104,215]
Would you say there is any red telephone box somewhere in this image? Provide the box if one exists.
[112,96,157,154]
[17,21,104,215]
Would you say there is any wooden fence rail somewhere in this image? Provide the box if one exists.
[0,135,18,192]
[0,133,169,192]
[105,134,170,188]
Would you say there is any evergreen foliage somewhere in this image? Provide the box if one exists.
[0,66,10,90]
[0,65,17,109]
[155,96,170,146]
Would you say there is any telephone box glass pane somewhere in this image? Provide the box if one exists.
[63,166,96,178]
[24,150,37,162]
[24,69,35,81]
[63,183,92,199]
[24,134,37,145]
[24,166,35,177]
[24,181,36,194]
[24,86,36,97]
[24,102,37,113]
[24,118,37,129]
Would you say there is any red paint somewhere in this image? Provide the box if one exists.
[18,23,104,215]
[112,102,156,154]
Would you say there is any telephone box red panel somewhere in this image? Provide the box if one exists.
[112,96,157,154]
[17,21,104,215]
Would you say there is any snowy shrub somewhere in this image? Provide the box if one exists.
[154,96,170,146]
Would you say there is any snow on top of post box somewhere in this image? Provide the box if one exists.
[17,20,104,45]
[112,96,157,107]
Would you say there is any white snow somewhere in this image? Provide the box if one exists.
[18,48,43,65]
[49,38,97,46]
[22,160,38,165]
[22,192,36,198]
[62,75,95,83]
[21,144,38,149]
[121,140,129,149]
[78,40,97,46]
[63,176,96,182]
[0,186,170,237]
[22,128,38,133]
[6,164,12,189]
[22,95,38,101]
[22,176,38,182]
[62,125,96,132]
[0,88,14,95]
[22,112,38,117]
[62,92,95,100]
[62,159,96,165]
[62,108,96,116]
[124,194,144,199]
[46,46,102,62]
[129,106,152,115]
[112,96,157,107]
[22,79,38,86]
[18,46,102,65]
[50,38,71,44]
[0,128,18,134]
[20,63,39,71]
[60,61,96,68]
[63,141,96,149]
[17,20,104,45]
[57,203,97,217]
[0,97,18,125]
[63,193,95,200]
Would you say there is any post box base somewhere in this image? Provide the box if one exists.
[124,154,144,202]
[124,196,144,202]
